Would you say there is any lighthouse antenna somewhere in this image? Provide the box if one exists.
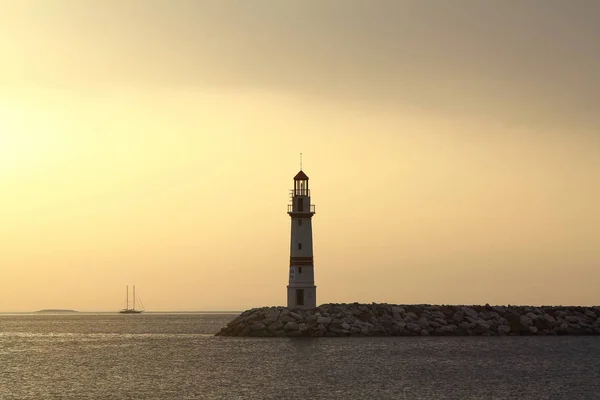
[300,153,303,171]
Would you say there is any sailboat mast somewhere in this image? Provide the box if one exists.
[133,285,136,311]
[126,285,129,309]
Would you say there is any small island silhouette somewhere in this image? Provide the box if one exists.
[34,309,79,313]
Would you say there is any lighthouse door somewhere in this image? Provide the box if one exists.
[296,289,305,306]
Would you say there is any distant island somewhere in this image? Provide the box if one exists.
[216,303,600,337]
[34,309,79,313]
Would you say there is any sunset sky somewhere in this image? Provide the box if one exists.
[1,1,599,311]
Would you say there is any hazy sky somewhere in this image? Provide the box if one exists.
[1,1,599,311]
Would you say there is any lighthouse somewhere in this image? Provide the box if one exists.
[287,169,317,309]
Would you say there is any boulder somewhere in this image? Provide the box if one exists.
[452,311,464,322]
[431,311,446,319]
[417,318,430,328]
[329,325,350,334]
[284,322,299,331]
[405,312,418,321]
[267,321,284,332]
[392,306,405,314]
[520,315,533,327]
[428,320,441,329]
[280,315,296,324]
[462,307,479,319]
[459,321,476,330]
[525,312,538,321]
[497,325,511,335]
[476,319,491,330]
[437,325,458,334]
[289,312,303,320]
[565,315,579,324]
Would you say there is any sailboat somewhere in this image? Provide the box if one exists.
[119,285,144,314]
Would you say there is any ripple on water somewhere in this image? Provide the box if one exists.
[1,314,599,399]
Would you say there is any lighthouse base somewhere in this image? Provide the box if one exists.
[287,285,316,309]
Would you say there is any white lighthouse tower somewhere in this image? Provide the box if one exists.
[287,169,317,309]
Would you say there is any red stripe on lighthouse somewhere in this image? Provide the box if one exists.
[290,256,314,265]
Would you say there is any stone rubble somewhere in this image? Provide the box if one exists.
[215,303,600,337]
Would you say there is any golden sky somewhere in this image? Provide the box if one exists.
[1,1,599,311]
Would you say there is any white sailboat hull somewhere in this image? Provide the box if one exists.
[119,285,144,314]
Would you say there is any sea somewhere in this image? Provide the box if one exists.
[0,313,599,400]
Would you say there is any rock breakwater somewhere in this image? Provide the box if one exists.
[216,303,600,337]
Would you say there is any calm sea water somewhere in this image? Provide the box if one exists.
[1,313,599,399]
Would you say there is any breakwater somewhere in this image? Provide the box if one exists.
[216,303,600,337]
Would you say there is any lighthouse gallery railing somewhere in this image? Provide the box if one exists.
[288,204,316,213]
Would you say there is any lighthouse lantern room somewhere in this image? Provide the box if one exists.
[287,169,317,309]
